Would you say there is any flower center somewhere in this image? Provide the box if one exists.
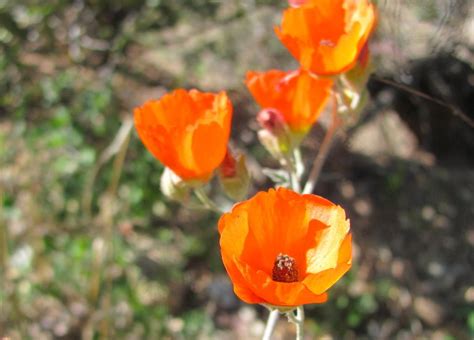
[272,253,298,283]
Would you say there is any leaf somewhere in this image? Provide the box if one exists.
[261,168,290,187]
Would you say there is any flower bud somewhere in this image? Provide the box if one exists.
[160,167,190,202]
[257,108,287,134]
[218,149,250,201]
[344,43,373,92]
[358,42,370,70]
[256,108,293,161]
[337,87,369,126]
[337,44,372,125]
[220,148,237,178]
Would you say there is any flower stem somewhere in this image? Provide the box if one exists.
[262,309,279,340]
[287,306,305,340]
[295,306,305,340]
[284,147,302,193]
[293,147,303,175]
[289,167,301,193]
[303,93,341,194]
[194,187,224,213]
[292,147,303,193]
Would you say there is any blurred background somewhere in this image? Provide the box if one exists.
[1,0,473,338]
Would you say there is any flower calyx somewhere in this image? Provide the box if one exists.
[218,148,250,201]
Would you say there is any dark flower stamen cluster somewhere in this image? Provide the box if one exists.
[272,253,299,283]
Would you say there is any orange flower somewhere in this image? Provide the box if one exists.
[275,0,376,76]
[218,187,351,307]
[245,69,333,132]
[134,89,233,181]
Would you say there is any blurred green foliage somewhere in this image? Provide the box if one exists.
[0,0,228,337]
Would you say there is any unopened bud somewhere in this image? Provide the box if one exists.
[160,167,190,201]
[256,108,294,162]
[344,44,373,91]
[220,149,237,178]
[338,45,372,126]
[257,108,287,133]
[258,129,286,161]
[338,88,369,126]
[358,42,370,70]
[218,149,250,201]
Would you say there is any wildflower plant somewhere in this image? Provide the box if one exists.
[133,0,376,338]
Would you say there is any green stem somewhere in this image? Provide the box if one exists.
[284,148,302,193]
[295,306,305,340]
[289,167,301,193]
[262,309,279,340]
[293,148,303,174]
[292,147,303,193]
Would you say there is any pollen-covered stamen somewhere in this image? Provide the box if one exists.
[272,253,298,283]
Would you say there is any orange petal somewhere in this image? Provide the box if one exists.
[276,0,376,75]
[246,70,333,130]
[133,89,233,181]
[191,122,228,178]
[218,188,351,306]
[220,252,264,304]
[305,205,350,273]
[234,257,328,306]
[303,232,352,295]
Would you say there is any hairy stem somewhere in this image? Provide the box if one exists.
[262,309,279,340]
[287,306,305,340]
[284,147,302,193]
[289,166,301,193]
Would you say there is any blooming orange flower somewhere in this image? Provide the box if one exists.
[134,89,233,181]
[275,0,376,76]
[245,69,333,132]
[219,187,351,307]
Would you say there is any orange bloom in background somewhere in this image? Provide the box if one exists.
[219,187,351,307]
[245,69,333,132]
[275,0,376,76]
[134,89,232,181]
